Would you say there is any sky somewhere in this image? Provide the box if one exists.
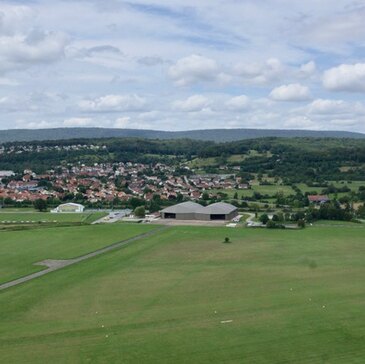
[1,0,365,133]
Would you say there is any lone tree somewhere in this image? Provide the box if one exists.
[134,206,146,218]
[223,237,231,243]
[259,213,269,225]
[34,199,47,212]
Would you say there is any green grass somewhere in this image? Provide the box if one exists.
[0,223,157,284]
[187,150,272,168]
[212,184,294,199]
[0,212,106,225]
[295,181,365,194]
[1,224,365,363]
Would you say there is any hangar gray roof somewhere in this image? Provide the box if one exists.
[197,202,237,215]
[161,201,203,214]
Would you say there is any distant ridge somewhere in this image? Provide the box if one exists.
[0,128,364,143]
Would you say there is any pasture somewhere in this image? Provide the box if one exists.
[0,224,364,363]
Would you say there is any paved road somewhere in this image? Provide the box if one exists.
[0,226,168,292]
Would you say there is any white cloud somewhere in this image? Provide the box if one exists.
[225,95,250,111]
[270,83,311,101]
[323,63,365,92]
[283,116,317,129]
[0,28,68,74]
[63,117,94,127]
[299,61,316,77]
[0,77,19,86]
[168,54,225,86]
[307,99,349,114]
[234,58,284,85]
[79,94,147,112]
[114,116,131,128]
[173,95,210,112]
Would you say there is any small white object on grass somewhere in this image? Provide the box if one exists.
[101,325,104,328]
[309,298,312,301]
[105,335,109,338]
[214,311,217,314]
[322,305,326,309]
[290,288,293,291]
[221,320,233,324]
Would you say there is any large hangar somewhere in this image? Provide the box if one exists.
[161,201,238,221]
[195,202,238,221]
[160,201,203,220]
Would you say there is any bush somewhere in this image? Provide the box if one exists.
[297,219,306,228]
[134,206,145,218]
[259,213,269,224]
[266,220,285,229]
[223,237,231,243]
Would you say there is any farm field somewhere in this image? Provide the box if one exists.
[0,223,157,284]
[1,224,365,363]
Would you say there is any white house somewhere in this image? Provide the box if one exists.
[51,203,85,213]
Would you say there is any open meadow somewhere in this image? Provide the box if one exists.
[0,223,364,363]
[0,223,157,284]
[0,211,107,225]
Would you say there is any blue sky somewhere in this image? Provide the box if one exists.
[0,0,365,132]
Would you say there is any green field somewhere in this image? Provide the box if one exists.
[0,224,157,284]
[212,184,294,199]
[0,212,106,225]
[187,150,272,168]
[1,223,365,363]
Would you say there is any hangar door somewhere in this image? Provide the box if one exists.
[210,214,226,220]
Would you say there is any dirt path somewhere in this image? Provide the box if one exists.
[0,226,169,292]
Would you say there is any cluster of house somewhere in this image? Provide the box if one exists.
[0,164,248,204]
[0,143,105,156]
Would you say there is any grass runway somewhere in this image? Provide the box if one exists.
[0,223,364,363]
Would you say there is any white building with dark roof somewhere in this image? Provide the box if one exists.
[51,203,85,213]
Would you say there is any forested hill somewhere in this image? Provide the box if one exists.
[0,127,364,143]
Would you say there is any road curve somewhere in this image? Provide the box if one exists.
[0,226,169,292]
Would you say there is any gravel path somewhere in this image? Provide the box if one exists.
[0,226,169,292]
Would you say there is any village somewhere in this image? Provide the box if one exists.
[0,162,248,205]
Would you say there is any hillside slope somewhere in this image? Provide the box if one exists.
[0,127,364,143]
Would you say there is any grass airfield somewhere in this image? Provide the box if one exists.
[0,222,365,363]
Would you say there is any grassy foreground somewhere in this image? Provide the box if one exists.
[0,223,157,284]
[0,224,364,363]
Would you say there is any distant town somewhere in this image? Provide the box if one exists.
[0,161,246,205]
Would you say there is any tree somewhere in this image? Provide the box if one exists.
[259,213,269,224]
[134,206,145,218]
[202,192,209,201]
[223,237,231,243]
[34,199,47,212]
[297,219,306,228]
[233,192,238,200]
